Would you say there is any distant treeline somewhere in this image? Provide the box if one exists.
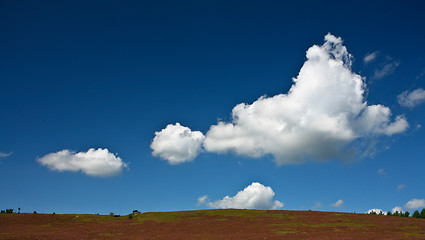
[369,208,425,219]
[1,208,40,214]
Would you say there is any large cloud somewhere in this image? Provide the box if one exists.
[203,34,407,165]
[202,182,283,210]
[151,123,205,165]
[398,88,425,108]
[152,34,408,165]
[37,148,127,177]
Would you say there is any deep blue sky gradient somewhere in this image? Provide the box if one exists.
[1,0,425,214]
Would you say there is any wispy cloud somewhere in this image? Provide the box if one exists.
[199,182,284,210]
[397,184,405,191]
[312,201,323,209]
[364,51,379,64]
[152,34,408,165]
[37,148,128,177]
[330,199,344,208]
[372,61,400,79]
[0,152,12,158]
[416,67,425,80]
[398,88,425,108]
[377,168,386,175]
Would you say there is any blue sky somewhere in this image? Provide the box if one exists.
[1,1,425,215]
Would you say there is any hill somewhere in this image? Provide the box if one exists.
[1,209,425,239]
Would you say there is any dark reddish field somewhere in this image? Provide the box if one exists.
[1,209,425,239]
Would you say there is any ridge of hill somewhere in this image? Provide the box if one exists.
[1,209,425,239]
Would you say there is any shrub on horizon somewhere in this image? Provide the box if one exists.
[412,210,421,218]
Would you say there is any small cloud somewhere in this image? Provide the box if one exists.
[312,201,323,209]
[330,199,344,208]
[398,88,425,108]
[203,182,284,210]
[367,209,386,215]
[376,168,386,175]
[397,184,405,191]
[364,51,379,64]
[372,61,400,79]
[151,123,205,165]
[37,148,127,177]
[0,152,12,158]
[392,206,403,213]
[197,195,209,206]
[404,198,425,210]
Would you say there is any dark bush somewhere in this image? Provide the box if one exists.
[6,209,14,213]
[412,210,421,218]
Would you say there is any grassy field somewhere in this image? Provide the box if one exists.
[1,209,425,239]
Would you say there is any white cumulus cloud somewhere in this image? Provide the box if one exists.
[203,33,408,165]
[150,123,205,165]
[152,33,408,165]
[330,199,344,208]
[367,208,386,215]
[37,148,127,177]
[202,182,283,210]
[392,206,403,213]
[364,51,379,64]
[404,198,425,210]
[398,88,425,108]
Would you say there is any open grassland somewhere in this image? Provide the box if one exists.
[1,209,425,239]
